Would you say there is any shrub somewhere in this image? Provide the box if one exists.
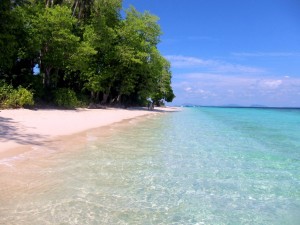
[13,87,34,107]
[0,81,34,108]
[76,93,90,108]
[0,81,13,104]
[53,88,78,108]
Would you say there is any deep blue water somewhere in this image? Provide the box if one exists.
[1,107,299,224]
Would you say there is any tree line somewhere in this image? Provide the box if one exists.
[0,0,175,108]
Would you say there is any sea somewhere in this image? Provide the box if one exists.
[0,107,299,225]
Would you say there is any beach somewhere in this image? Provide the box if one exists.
[0,107,179,159]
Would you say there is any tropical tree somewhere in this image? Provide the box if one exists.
[111,7,162,104]
[152,54,175,104]
[71,0,95,20]
[77,0,121,102]
[28,5,79,88]
[0,0,175,108]
[0,0,25,77]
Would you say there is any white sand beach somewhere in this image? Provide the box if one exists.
[0,107,179,158]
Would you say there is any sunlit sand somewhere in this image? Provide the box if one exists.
[0,107,179,159]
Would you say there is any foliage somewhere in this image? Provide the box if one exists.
[0,81,34,108]
[30,5,80,87]
[11,87,35,108]
[0,81,14,104]
[0,0,175,107]
[76,93,90,107]
[0,0,17,72]
[53,88,78,108]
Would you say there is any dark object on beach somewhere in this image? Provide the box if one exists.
[87,103,107,109]
[147,101,154,110]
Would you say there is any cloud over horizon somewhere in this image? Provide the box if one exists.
[166,55,300,107]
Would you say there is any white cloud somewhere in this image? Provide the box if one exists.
[165,55,213,68]
[215,63,264,73]
[165,55,264,74]
[167,54,300,107]
[184,87,192,92]
[171,72,300,107]
[258,79,282,89]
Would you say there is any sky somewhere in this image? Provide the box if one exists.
[123,0,300,107]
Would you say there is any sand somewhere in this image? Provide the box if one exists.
[0,107,179,158]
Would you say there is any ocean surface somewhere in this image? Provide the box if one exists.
[0,107,300,225]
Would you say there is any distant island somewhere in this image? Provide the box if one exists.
[179,104,300,109]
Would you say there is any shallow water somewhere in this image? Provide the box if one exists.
[0,107,299,224]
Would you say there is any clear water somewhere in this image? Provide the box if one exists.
[0,107,300,224]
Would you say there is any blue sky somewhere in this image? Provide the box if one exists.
[123,0,300,107]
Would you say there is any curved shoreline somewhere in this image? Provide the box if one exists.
[0,107,180,160]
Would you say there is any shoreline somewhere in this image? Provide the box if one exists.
[0,107,180,160]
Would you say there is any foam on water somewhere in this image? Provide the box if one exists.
[0,107,299,224]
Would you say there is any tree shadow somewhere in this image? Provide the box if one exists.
[0,116,47,146]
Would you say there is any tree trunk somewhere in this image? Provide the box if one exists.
[101,93,109,104]
[96,91,99,102]
[91,91,94,101]
[78,2,83,20]
[44,67,52,88]
[72,0,79,17]
[116,94,121,103]
[110,94,122,105]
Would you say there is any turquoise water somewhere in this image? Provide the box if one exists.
[1,107,300,224]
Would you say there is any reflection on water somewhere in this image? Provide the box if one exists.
[0,108,300,224]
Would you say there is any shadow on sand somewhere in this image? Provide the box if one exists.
[0,116,47,146]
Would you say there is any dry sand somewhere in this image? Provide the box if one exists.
[0,107,179,159]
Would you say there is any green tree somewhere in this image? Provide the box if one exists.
[77,0,121,103]
[0,0,175,106]
[112,7,162,104]
[0,0,26,77]
[152,54,175,104]
[29,5,80,88]
[71,0,95,20]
